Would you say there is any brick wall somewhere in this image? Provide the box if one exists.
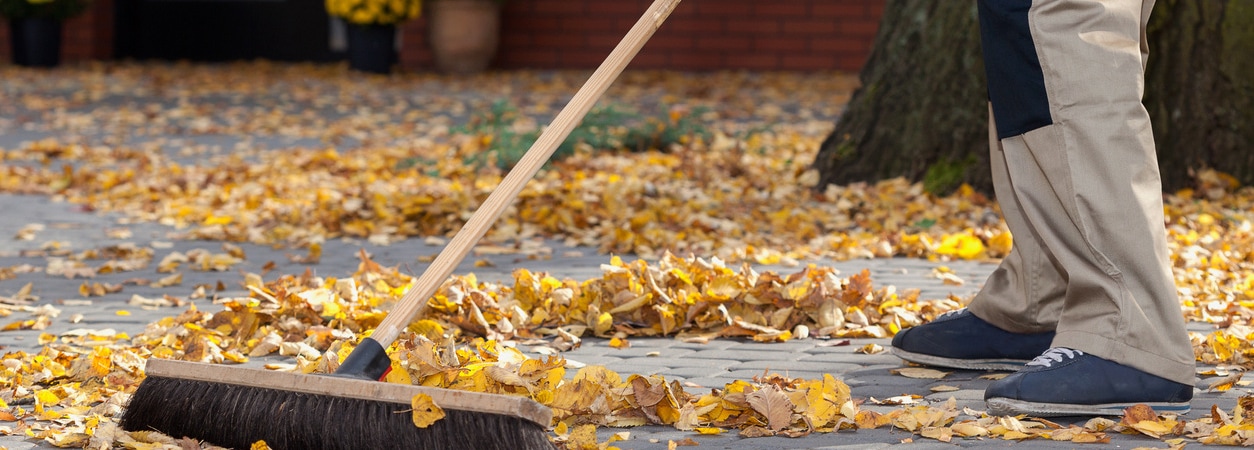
[2,0,884,72]
[402,0,884,71]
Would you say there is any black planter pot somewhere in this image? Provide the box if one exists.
[346,23,396,74]
[9,17,63,68]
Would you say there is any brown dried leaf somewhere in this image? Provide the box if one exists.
[746,386,794,431]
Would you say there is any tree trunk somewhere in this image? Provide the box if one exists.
[1146,0,1254,190]
[813,0,1254,195]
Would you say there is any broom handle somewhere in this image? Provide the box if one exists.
[371,0,684,347]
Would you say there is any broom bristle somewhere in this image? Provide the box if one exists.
[121,376,556,450]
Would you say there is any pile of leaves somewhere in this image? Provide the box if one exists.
[0,250,1239,449]
[0,249,1251,449]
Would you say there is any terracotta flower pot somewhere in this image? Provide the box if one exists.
[427,0,501,74]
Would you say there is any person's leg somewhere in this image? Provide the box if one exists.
[981,0,1192,385]
[890,107,1059,371]
[893,0,1193,390]
[980,0,1194,415]
[965,104,1067,334]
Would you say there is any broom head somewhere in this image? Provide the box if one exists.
[121,359,555,450]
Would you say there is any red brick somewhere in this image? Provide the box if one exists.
[534,0,584,15]
[784,20,839,35]
[587,1,651,15]
[507,17,561,32]
[867,1,887,18]
[839,21,881,37]
[810,37,872,54]
[812,3,868,18]
[534,33,590,49]
[672,53,724,71]
[696,36,752,52]
[585,32,629,49]
[666,18,724,34]
[559,17,619,32]
[629,51,670,69]
[782,54,837,70]
[752,2,809,17]
[560,49,617,67]
[727,53,781,70]
[694,1,751,16]
[754,36,809,51]
[498,49,559,68]
[644,35,698,51]
[726,18,781,34]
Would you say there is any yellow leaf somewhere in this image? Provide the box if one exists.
[921,426,953,443]
[609,337,631,349]
[695,427,725,435]
[385,361,412,385]
[35,389,60,407]
[251,441,272,450]
[410,394,446,428]
[568,424,599,448]
[115,310,131,316]
[594,312,614,336]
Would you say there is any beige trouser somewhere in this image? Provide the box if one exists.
[967,0,1194,385]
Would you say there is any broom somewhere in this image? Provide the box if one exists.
[119,0,684,448]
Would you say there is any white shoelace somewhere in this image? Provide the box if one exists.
[1026,348,1084,368]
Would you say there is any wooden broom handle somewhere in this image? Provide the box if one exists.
[371,0,684,346]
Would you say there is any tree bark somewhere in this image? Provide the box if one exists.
[1146,0,1254,190]
[813,0,1254,194]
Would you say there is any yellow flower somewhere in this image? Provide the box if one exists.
[328,0,421,25]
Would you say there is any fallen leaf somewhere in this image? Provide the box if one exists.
[746,386,794,431]
[410,394,446,428]
[891,367,950,379]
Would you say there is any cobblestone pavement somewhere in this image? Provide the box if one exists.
[0,193,1238,450]
[0,66,1241,449]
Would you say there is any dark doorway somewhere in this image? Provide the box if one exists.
[114,0,343,62]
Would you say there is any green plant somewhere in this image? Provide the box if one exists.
[453,100,713,170]
[325,0,420,25]
[0,0,90,20]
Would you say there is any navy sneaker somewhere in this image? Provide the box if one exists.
[890,309,1055,371]
[985,348,1193,416]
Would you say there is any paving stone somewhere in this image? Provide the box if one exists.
[618,357,739,369]
[709,349,819,362]
[799,350,900,366]
[712,339,830,352]
[575,346,698,359]
[728,360,861,374]
[924,388,985,402]
[807,444,892,450]
[657,366,732,380]
[667,339,744,351]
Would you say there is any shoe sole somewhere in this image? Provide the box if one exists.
[890,347,1027,371]
[986,397,1191,417]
